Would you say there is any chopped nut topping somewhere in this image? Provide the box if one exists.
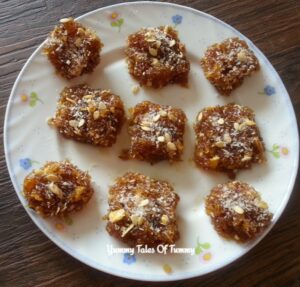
[159,110,167,117]
[233,205,244,214]
[98,102,107,110]
[167,142,177,151]
[48,182,63,199]
[141,126,151,131]
[241,155,252,162]
[155,40,162,48]
[217,118,224,124]
[139,199,149,207]
[223,133,232,143]
[78,119,85,127]
[215,141,226,148]
[161,214,169,225]
[46,174,59,182]
[157,136,165,142]
[69,120,79,128]
[169,39,176,47]
[198,112,203,122]
[130,214,144,225]
[109,209,126,223]
[237,49,248,62]
[149,47,158,56]
[164,132,171,142]
[121,223,135,237]
[234,122,240,130]
[93,110,100,120]
[153,114,161,122]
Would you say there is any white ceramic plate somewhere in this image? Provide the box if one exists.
[4,1,299,282]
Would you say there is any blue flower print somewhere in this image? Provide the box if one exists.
[19,158,32,170]
[123,253,136,265]
[264,85,275,96]
[172,15,183,26]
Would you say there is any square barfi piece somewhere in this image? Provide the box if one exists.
[125,26,190,88]
[106,172,180,247]
[206,181,272,242]
[194,104,265,176]
[201,37,259,95]
[23,161,94,217]
[49,84,125,147]
[43,18,103,79]
[128,101,186,163]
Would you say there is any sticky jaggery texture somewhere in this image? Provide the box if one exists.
[49,84,125,147]
[106,172,180,247]
[23,161,94,217]
[201,37,259,96]
[43,18,103,79]
[125,26,190,88]
[128,101,186,163]
[194,104,265,176]
[205,181,272,242]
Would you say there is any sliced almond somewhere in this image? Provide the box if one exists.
[139,199,149,207]
[164,132,171,142]
[153,114,160,122]
[66,97,76,104]
[215,141,226,148]
[141,126,151,131]
[130,214,144,225]
[149,47,158,56]
[93,110,100,120]
[167,142,177,151]
[121,223,134,237]
[155,40,161,48]
[69,120,79,128]
[78,119,85,127]
[233,205,244,214]
[159,110,168,117]
[109,209,125,223]
[46,174,59,182]
[98,102,107,110]
[157,136,165,142]
[237,49,248,62]
[197,112,203,122]
[217,118,224,124]
[169,39,176,47]
[241,155,252,162]
[234,122,240,130]
[160,214,169,225]
[48,182,63,199]
[245,119,256,126]
[223,133,232,143]
[152,58,160,66]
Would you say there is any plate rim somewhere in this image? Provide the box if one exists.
[3,0,299,282]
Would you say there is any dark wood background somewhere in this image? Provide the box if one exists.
[1,0,299,286]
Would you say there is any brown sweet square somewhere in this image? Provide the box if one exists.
[127,101,186,163]
[194,104,265,176]
[126,26,190,88]
[49,84,125,147]
[201,37,259,95]
[43,18,103,79]
[206,181,272,242]
[106,172,180,247]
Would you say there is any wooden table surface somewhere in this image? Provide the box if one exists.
[1,0,300,286]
